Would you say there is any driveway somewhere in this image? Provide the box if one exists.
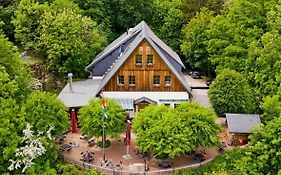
[184,74,211,108]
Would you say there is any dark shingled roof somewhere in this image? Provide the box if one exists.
[226,113,261,134]
[85,21,192,96]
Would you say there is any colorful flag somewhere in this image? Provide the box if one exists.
[101,96,108,119]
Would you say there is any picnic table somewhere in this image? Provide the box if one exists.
[55,135,65,144]
[81,151,94,162]
[60,144,72,152]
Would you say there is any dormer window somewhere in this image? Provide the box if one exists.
[147,55,154,66]
[129,76,135,86]
[118,75,124,86]
[153,76,160,86]
[164,76,171,86]
[135,55,142,66]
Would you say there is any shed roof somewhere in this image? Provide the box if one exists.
[226,113,261,134]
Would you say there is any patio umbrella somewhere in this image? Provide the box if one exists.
[125,121,131,145]
[71,108,78,133]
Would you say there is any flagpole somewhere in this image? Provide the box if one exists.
[101,90,106,162]
[102,112,105,161]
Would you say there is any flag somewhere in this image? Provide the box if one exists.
[101,96,108,119]
[102,97,106,109]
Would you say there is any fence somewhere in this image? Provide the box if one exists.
[63,154,214,175]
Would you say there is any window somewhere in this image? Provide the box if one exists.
[139,47,143,53]
[153,76,160,86]
[174,103,180,108]
[118,75,124,86]
[129,76,135,86]
[147,55,154,65]
[135,55,142,66]
[164,76,171,86]
[146,47,151,54]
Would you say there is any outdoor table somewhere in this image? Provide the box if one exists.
[55,136,65,144]
[60,144,72,151]
[81,152,94,162]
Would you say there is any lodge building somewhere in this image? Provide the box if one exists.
[58,21,192,117]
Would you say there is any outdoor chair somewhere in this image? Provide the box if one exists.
[192,152,206,162]
[87,139,96,147]
[158,160,172,168]
[218,142,227,152]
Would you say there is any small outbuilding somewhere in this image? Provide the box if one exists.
[226,113,261,146]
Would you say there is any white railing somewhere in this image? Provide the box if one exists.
[63,154,214,175]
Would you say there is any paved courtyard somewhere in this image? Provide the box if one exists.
[59,131,220,173]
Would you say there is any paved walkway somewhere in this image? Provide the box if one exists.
[184,74,211,108]
[60,131,220,173]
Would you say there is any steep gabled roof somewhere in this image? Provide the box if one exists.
[86,21,192,96]
[86,21,185,73]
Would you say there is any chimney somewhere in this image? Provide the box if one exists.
[67,73,73,93]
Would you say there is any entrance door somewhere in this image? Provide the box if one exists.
[137,102,150,112]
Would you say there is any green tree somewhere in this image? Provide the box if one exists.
[208,69,256,116]
[159,3,184,54]
[0,2,17,40]
[150,0,184,54]
[21,91,68,136]
[79,98,126,139]
[0,66,18,99]
[173,149,246,175]
[133,105,191,158]
[133,103,220,159]
[236,116,281,174]
[181,8,215,74]
[176,102,221,148]
[206,0,268,73]
[102,0,154,37]
[12,0,49,49]
[38,7,106,77]
[72,0,113,40]
[0,98,24,174]
[260,94,281,123]
[182,0,224,21]
[246,31,281,99]
[0,32,31,102]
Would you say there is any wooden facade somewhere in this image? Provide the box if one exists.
[103,39,186,91]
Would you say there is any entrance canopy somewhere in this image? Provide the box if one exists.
[114,98,134,111]
[103,91,190,105]
[134,97,157,105]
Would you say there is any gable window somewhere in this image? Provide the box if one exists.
[153,76,160,86]
[139,47,143,53]
[118,75,124,86]
[147,55,154,66]
[164,76,171,86]
[135,55,142,66]
[129,76,135,86]
[146,47,151,54]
